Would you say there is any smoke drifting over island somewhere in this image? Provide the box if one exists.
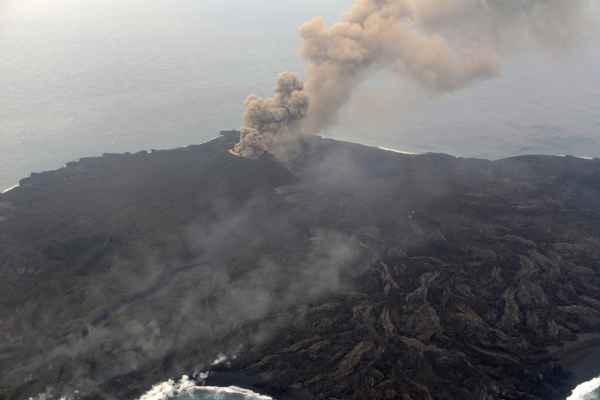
[233,0,591,158]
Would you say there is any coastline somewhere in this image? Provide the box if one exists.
[378,145,418,155]
[1,136,597,196]
[1,184,19,194]
[551,333,600,384]
[1,135,600,400]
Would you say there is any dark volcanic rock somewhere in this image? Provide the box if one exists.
[1,132,600,400]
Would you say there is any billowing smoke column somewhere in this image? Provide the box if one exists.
[232,72,309,158]
[233,0,590,158]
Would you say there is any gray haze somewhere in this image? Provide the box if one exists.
[1,0,600,189]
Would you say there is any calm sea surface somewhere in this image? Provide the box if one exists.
[1,0,599,190]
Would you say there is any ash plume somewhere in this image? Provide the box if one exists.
[234,0,591,157]
[232,72,309,158]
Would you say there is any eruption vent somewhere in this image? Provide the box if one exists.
[233,0,591,158]
[232,72,309,158]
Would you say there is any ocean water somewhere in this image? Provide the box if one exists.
[137,376,272,400]
[1,1,600,190]
[3,2,600,396]
[0,0,343,190]
[137,373,600,400]
[567,377,600,400]
[566,345,600,400]
[138,373,600,400]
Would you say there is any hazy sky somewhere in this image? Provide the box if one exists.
[1,0,599,189]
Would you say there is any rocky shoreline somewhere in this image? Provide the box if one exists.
[1,132,600,400]
[556,335,600,387]
[554,334,600,366]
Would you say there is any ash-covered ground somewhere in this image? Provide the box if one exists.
[1,132,600,400]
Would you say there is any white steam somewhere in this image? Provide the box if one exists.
[233,0,591,157]
[211,353,229,366]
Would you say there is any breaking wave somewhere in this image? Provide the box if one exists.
[138,376,273,400]
[567,376,600,400]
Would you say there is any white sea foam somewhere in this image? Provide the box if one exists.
[378,146,417,155]
[1,184,18,194]
[567,376,600,400]
[558,154,596,161]
[138,375,273,400]
[28,390,73,400]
